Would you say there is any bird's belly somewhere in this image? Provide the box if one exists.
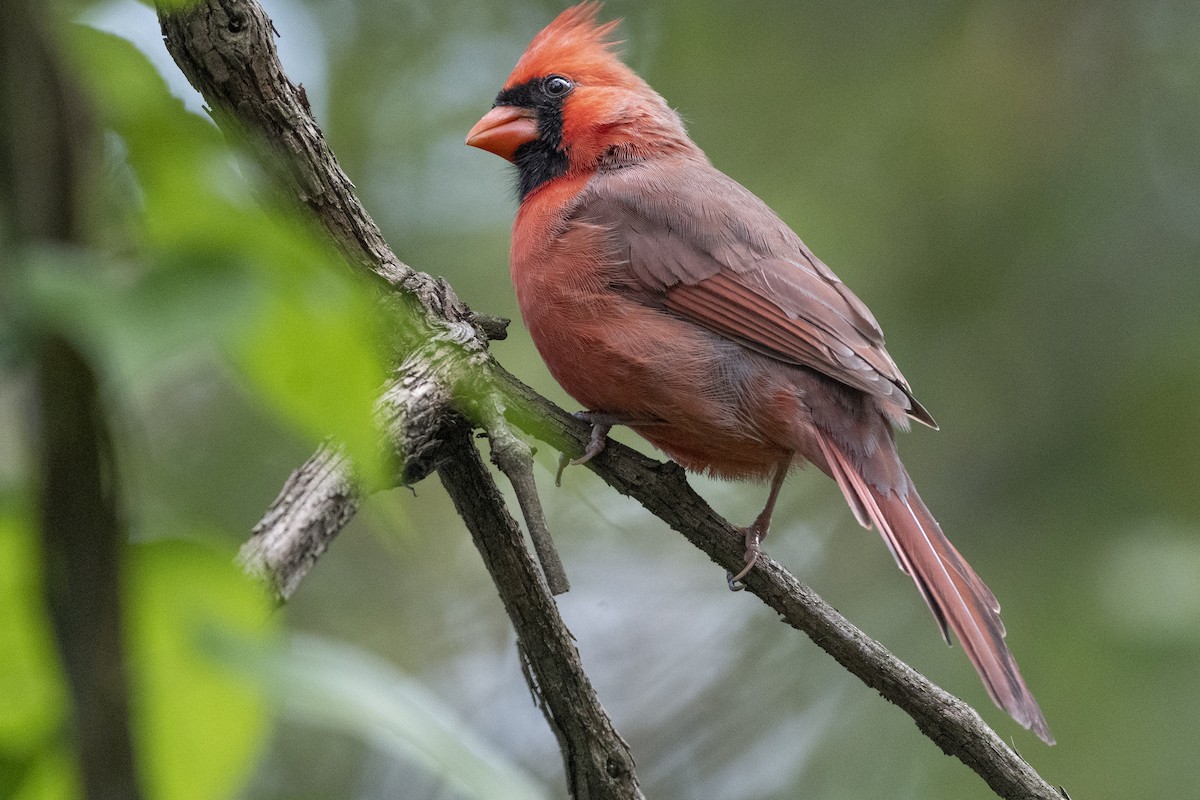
[521,290,805,480]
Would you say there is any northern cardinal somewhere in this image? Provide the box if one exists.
[467,2,1052,743]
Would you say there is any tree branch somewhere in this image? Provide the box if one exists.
[239,441,357,600]
[240,350,462,596]
[156,2,1064,798]
[437,422,639,799]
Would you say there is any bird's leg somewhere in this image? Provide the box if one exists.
[727,455,791,590]
[555,411,657,485]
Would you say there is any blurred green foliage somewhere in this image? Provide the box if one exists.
[0,506,274,800]
[0,502,71,800]
[67,25,391,488]
[1,6,537,800]
[2,0,1199,798]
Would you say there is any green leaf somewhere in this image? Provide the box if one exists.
[56,25,394,485]
[15,244,256,380]
[0,498,74,800]
[126,540,277,800]
[8,746,77,800]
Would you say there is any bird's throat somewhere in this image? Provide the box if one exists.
[513,140,569,201]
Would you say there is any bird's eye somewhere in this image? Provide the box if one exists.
[542,75,574,98]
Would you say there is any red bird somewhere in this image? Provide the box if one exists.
[467,2,1052,743]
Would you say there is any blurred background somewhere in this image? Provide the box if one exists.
[2,0,1199,798]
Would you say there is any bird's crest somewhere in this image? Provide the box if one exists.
[505,2,630,89]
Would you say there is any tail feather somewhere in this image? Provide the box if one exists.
[817,432,1054,744]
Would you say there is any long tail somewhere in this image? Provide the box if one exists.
[816,433,1054,744]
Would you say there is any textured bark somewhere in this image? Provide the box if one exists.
[240,443,358,600]
[438,425,641,799]
[159,0,405,284]
[487,418,571,595]
[156,2,1065,798]
[241,349,464,596]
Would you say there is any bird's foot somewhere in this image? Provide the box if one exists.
[725,520,766,591]
[571,412,615,466]
[556,412,635,486]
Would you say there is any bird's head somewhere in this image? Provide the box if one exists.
[467,2,693,200]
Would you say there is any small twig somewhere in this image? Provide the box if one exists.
[436,423,640,799]
[471,383,569,594]
[487,423,570,594]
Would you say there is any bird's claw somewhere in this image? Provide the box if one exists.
[570,424,608,466]
[555,413,612,486]
[725,522,764,590]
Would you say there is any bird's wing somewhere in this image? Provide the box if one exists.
[578,159,935,427]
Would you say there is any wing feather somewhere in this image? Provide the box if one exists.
[578,159,936,427]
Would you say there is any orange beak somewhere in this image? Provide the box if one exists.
[466,105,539,161]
